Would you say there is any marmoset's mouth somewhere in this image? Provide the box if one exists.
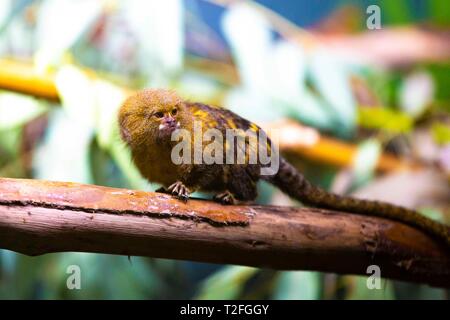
[158,120,181,137]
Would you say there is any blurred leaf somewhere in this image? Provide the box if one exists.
[271,42,336,129]
[270,41,306,102]
[0,154,27,178]
[381,0,412,25]
[273,271,320,300]
[393,281,447,299]
[286,90,335,129]
[177,72,223,104]
[0,250,17,276]
[357,107,413,133]
[33,109,93,183]
[429,0,450,26]
[0,92,46,129]
[343,276,395,300]
[225,88,284,123]
[427,64,450,110]
[352,139,381,188]
[350,75,381,107]
[418,207,446,223]
[352,169,450,211]
[33,64,100,183]
[53,253,161,299]
[196,266,258,300]
[222,3,272,94]
[54,65,97,128]
[109,141,149,191]
[35,0,102,72]
[399,71,434,118]
[94,81,126,149]
[222,5,336,130]
[1,253,58,299]
[221,4,285,123]
[365,71,403,112]
[0,0,12,32]
[89,140,129,188]
[54,64,147,189]
[0,127,21,159]
[431,123,450,145]
[309,49,356,134]
[125,0,184,85]
[0,0,33,34]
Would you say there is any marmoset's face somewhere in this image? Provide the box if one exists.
[148,102,182,138]
[118,89,185,145]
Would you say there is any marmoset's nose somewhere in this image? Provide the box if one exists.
[164,116,176,127]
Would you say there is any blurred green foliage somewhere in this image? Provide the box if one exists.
[0,0,449,300]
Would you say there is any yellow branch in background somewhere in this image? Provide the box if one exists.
[0,58,421,173]
[264,120,420,173]
[0,59,59,102]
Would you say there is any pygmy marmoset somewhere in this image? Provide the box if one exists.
[118,89,449,247]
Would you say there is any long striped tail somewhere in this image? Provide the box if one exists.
[264,157,450,248]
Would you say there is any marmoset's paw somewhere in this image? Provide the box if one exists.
[168,181,190,202]
[155,186,169,194]
[213,191,237,205]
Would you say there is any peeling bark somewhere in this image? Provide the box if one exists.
[0,178,449,288]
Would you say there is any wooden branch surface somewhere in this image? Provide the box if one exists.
[0,178,448,288]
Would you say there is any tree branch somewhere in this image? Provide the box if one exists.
[0,178,448,288]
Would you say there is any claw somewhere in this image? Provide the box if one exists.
[179,193,189,203]
[168,181,190,202]
[172,184,180,194]
[213,191,237,205]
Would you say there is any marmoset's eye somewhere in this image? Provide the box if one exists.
[171,108,178,116]
[154,111,164,118]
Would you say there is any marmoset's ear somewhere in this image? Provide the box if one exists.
[119,124,132,145]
